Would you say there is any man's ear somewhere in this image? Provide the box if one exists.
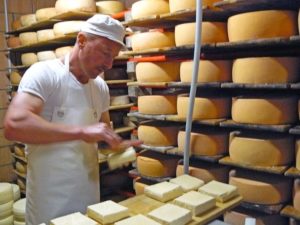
[77,33,87,49]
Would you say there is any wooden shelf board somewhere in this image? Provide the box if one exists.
[109,103,134,111]
[114,126,135,134]
[105,79,133,85]
[221,82,290,90]
[284,167,300,177]
[240,201,285,214]
[51,10,95,21]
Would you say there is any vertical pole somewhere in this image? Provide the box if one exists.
[4,0,12,74]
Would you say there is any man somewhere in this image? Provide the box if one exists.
[4,15,141,225]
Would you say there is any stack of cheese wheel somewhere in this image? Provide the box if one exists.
[169,0,219,12]
[35,8,56,21]
[136,62,180,82]
[6,36,21,48]
[138,95,177,115]
[13,198,26,225]
[96,1,125,15]
[232,57,300,84]
[229,132,294,167]
[131,0,169,19]
[175,22,228,46]
[229,170,292,205]
[180,60,232,83]
[55,46,73,58]
[20,14,37,27]
[138,122,181,146]
[103,68,127,80]
[228,10,297,42]
[37,51,57,62]
[137,150,180,178]
[15,161,27,175]
[177,128,228,156]
[133,177,155,195]
[53,21,85,37]
[19,32,38,46]
[231,95,298,125]
[12,20,22,31]
[177,94,231,120]
[10,71,22,86]
[14,145,25,158]
[0,183,14,225]
[55,0,96,14]
[37,29,55,42]
[293,179,300,212]
[17,179,26,192]
[21,53,38,66]
[131,31,175,51]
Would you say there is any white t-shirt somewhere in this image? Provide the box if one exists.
[18,59,110,122]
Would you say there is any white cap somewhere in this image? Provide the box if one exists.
[81,14,125,46]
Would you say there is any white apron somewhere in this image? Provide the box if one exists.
[26,54,100,225]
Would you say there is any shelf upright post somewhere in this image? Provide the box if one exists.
[4,0,12,75]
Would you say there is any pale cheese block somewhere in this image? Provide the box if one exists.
[138,123,180,146]
[229,133,293,166]
[175,22,228,46]
[138,95,177,115]
[10,71,22,85]
[110,95,130,106]
[198,180,238,202]
[169,0,219,12]
[232,57,300,84]
[228,10,297,42]
[35,8,57,21]
[6,37,21,48]
[13,198,26,221]
[0,215,13,225]
[137,151,179,178]
[148,203,192,225]
[107,147,136,170]
[20,14,36,27]
[53,21,85,37]
[37,29,55,42]
[177,94,230,120]
[96,1,125,15]
[131,31,175,51]
[229,176,291,204]
[55,0,96,14]
[0,183,13,204]
[14,146,25,158]
[178,130,228,156]
[136,62,180,82]
[12,184,20,202]
[115,214,161,225]
[169,174,204,192]
[87,200,129,224]
[50,212,98,225]
[19,32,38,45]
[180,60,232,83]
[12,20,22,31]
[37,51,56,62]
[131,0,169,19]
[0,201,13,220]
[173,191,215,216]
[15,161,27,174]
[145,182,183,202]
[231,96,298,125]
[55,46,73,58]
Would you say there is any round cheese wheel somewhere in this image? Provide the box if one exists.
[14,146,25,158]
[169,0,219,12]
[17,179,25,191]
[178,130,228,156]
[177,94,230,120]
[37,29,55,42]
[15,162,27,174]
[138,95,177,115]
[131,0,169,19]
[96,1,125,15]
[0,201,13,220]
[53,21,85,37]
[10,71,22,85]
[6,37,21,48]
[136,62,180,82]
[0,183,13,204]
[228,10,297,42]
[0,215,13,225]
[11,184,20,202]
[55,46,73,58]
[232,96,298,125]
[13,198,26,221]
[12,20,22,30]
[233,57,300,84]
[180,60,231,82]
[19,32,38,46]
[55,0,96,14]
[35,7,56,21]
[110,95,130,106]
[229,133,293,166]
[37,51,56,61]
[131,31,175,51]
[175,22,228,46]
[20,14,37,27]
[21,53,38,66]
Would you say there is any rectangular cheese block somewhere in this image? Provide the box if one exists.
[50,212,98,225]
[145,182,183,202]
[115,214,161,225]
[169,174,204,192]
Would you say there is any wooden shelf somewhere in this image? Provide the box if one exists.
[114,126,135,134]
[289,126,300,135]
[106,79,133,85]
[109,103,134,111]
[221,82,290,90]
[284,167,300,178]
[127,81,221,89]
[240,201,285,214]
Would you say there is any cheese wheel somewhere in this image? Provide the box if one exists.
[37,51,56,61]
[131,31,175,51]
[175,22,228,46]
[110,95,130,106]
[12,20,22,30]
[177,94,230,119]
[13,198,26,221]
[53,21,85,37]
[12,184,20,202]
[0,215,13,225]
[228,10,297,42]
[178,130,228,156]
[232,96,298,125]
[21,53,38,66]
[35,7,57,21]
[137,151,179,178]
[138,95,177,115]
[229,176,291,204]
[169,0,219,12]
[138,123,180,146]
[20,14,37,27]
[55,46,73,58]
[14,146,25,158]
[0,201,13,220]
[180,60,232,82]
[15,162,27,174]
[55,0,96,14]
[0,183,13,204]
[6,37,21,48]
[96,1,125,15]
[229,133,293,166]
[37,29,55,42]
[233,57,300,84]
[136,62,180,82]
[131,0,169,19]
[17,179,25,191]
[10,71,22,85]
[19,32,38,46]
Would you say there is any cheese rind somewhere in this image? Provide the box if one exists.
[37,29,55,42]
[55,46,73,58]
[19,32,38,46]
[0,183,13,204]
[35,8,56,21]
[169,174,204,192]
[50,212,98,225]
[37,51,56,61]
[15,161,27,174]
[138,95,177,115]
[169,0,219,12]
[10,71,22,85]
[115,214,161,225]
[20,14,36,27]
[131,0,169,19]
[53,21,85,37]
[55,0,96,14]
[96,1,125,15]
[7,37,21,48]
